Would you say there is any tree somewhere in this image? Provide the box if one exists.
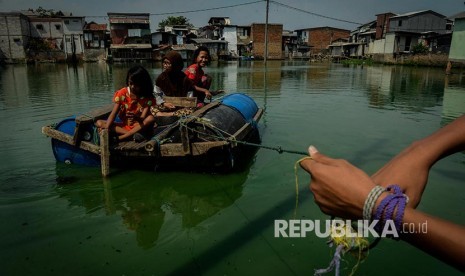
[158,16,193,30]
[411,43,429,55]
[28,6,64,17]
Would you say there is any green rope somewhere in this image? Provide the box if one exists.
[92,126,100,145]
[178,116,308,156]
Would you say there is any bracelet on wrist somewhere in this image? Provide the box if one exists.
[363,185,385,221]
[371,185,409,239]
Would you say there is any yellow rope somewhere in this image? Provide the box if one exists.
[293,156,312,218]
[330,221,370,276]
[293,156,370,275]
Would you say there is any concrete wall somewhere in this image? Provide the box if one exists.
[449,17,465,62]
[29,19,63,39]
[223,26,237,57]
[0,13,30,62]
[384,33,395,54]
[368,34,395,55]
[62,18,85,56]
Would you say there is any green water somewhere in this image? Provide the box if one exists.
[0,61,464,275]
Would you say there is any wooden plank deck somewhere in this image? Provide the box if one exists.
[43,101,263,176]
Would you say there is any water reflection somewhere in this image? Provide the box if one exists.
[0,65,32,108]
[1,62,465,275]
[54,164,248,249]
[443,71,465,122]
[220,61,282,95]
[365,66,445,111]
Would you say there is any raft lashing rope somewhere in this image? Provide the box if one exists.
[178,115,307,156]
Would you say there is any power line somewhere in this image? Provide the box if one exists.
[85,0,265,17]
[86,0,365,27]
[270,0,363,25]
[150,0,264,15]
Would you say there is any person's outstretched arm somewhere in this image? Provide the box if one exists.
[193,85,212,100]
[300,146,465,271]
[372,114,465,207]
[401,207,465,270]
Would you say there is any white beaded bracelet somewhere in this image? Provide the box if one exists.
[363,185,385,221]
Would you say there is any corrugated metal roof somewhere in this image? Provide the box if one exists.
[190,38,228,44]
[448,11,465,20]
[391,10,445,19]
[110,44,152,49]
[28,17,62,22]
[172,44,198,51]
[359,30,376,35]
[109,18,149,24]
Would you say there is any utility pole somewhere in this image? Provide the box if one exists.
[264,0,269,64]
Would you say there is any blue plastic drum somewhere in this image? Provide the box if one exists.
[51,117,101,166]
[221,93,258,123]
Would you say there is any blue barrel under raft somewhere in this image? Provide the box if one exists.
[191,93,260,143]
[221,93,258,123]
[178,92,260,171]
[51,117,101,166]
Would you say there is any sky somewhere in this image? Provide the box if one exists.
[1,0,464,31]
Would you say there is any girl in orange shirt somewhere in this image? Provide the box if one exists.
[95,65,156,141]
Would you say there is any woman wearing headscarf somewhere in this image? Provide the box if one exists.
[151,51,196,117]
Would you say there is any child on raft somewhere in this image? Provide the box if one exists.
[95,65,156,141]
[185,46,223,107]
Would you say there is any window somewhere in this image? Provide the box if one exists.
[238,28,248,36]
[405,37,411,51]
[398,20,402,27]
[55,24,61,30]
[64,20,69,25]
[36,24,44,30]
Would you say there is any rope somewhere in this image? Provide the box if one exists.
[293,156,312,218]
[155,110,381,275]
[314,221,370,276]
[178,115,308,156]
[293,157,378,276]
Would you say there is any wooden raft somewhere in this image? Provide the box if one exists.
[42,98,263,177]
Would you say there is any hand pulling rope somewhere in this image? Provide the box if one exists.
[294,158,377,276]
[181,115,374,275]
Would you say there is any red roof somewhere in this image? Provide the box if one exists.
[84,22,107,31]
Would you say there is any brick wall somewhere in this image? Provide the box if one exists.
[251,23,283,59]
[376,13,395,40]
[308,27,350,54]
